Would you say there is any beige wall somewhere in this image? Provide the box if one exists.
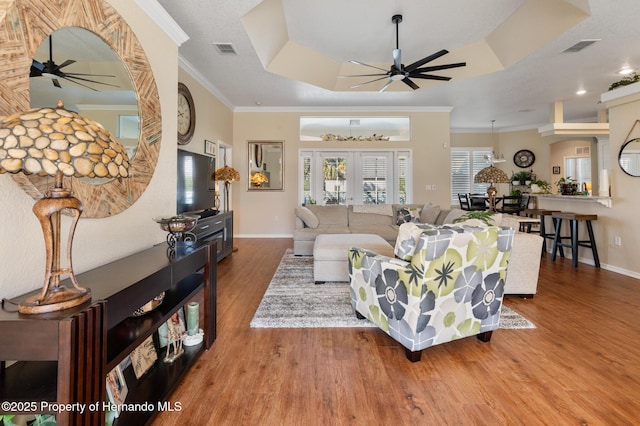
[176,70,234,158]
[0,0,178,299]
[232,111,451,236]
[598,87,640,277]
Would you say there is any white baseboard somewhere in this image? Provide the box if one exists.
[543,248,640,280]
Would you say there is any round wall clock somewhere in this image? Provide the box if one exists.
[513,149,535,168]
[177,82,195,145]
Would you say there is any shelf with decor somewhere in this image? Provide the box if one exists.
[0,240,216,425]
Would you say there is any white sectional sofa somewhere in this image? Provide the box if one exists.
[293,203,463,256]
[293,203,542,297]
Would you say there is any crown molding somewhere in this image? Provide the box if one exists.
[134,0,189,46]
[179,56,235,111]
[233,106,454,113]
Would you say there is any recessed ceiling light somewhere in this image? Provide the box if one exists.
[255,101,262,106]
[576,89,587,95]
[619,67,634,75]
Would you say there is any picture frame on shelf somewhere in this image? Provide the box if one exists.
[157,308,187,349]
[205,139,216,155]
[157,322,169,348]
[130,335,158,379]
[106,365,128,417]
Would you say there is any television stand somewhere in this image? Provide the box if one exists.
[197,208,219,219]
[192,211,233,262]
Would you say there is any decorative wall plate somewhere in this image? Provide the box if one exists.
[513,149,535,168]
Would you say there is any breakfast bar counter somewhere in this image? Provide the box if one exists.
[536,194,613,267]
[536,194,612,208]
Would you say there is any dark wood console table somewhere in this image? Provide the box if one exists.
[0,241,216,425]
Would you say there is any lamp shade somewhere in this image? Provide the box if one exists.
[250,172,268,185]
[0,101,130,179]
[214,165,240,182]
[474,165,510,184]
[214,166,239,212]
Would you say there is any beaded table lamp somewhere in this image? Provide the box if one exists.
[0,101,130,314]
[474,165,510,212]
[214,166,240,211]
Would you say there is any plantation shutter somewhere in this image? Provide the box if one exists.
[451,150,470,205]
[450,148,492,205]
[360,154,388,204]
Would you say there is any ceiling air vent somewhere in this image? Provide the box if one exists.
[213,43,237,55]
[576,146,591,155]
[563,39,600,53]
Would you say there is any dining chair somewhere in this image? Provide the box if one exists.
[457,193,471,211]
[468,193,488,210]
[498,194,522,215]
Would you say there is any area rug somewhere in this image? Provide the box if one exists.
[250,250,536,329]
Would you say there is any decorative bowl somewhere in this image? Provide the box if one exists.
[131,292,165,317]
[154,215,199,232]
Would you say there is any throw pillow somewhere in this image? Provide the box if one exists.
[295,206,319,228]
[420,203,441,224]
[395,207,421,225]
[442,208,466,225]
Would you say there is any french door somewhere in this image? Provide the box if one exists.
[311,151,395,205]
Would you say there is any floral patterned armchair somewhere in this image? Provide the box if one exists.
[348,224,515,361]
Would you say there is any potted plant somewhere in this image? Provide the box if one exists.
[530,179,551,194]
[512,171,532,185]
[453,210,495,226]
[555,177,578,195]
[511,172,520,186]
[609,72,640,91]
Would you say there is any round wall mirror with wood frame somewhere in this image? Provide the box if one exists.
[0,0,161,218]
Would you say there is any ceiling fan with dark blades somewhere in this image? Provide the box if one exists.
[339,14,466,92]
[30,35,119,91]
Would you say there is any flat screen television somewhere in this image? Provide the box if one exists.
[177,149,217,217]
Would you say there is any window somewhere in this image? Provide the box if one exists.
[450,148,492,205]
[565,156,591,188]
[300,150,411,205]
[118,115,139,139]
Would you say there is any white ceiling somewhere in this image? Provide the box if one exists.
[156,0,640,131]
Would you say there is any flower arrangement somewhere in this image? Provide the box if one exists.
[321,133,390,141]
[555,176,578,195]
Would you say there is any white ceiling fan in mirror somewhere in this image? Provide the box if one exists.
[29,27,140,162]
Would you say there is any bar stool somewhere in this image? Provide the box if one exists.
[551,212,600,268]
[524,208,561,256]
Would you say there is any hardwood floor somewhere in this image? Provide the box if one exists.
[153,238,640,425]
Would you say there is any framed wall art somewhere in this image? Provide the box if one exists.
[205,139,216,155]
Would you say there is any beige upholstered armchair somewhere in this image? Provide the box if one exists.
[348,224,515,361]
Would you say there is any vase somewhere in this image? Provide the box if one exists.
[186,302,199,336]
